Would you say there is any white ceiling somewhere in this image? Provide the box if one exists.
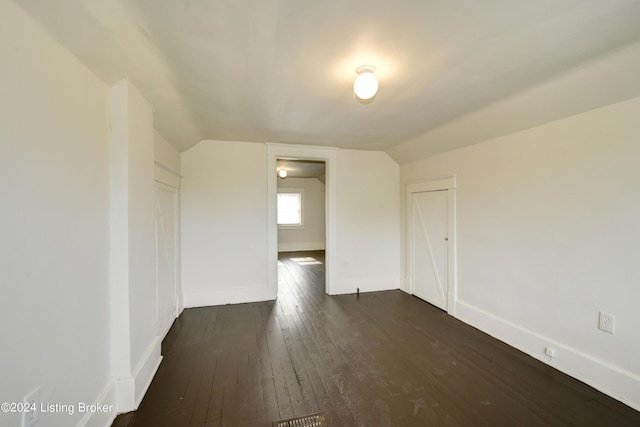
[16,0,640,157]
[277,159,325,179]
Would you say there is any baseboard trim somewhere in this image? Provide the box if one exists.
[277,242,326,252]
[455,300,640,412]
[333,277,399,295]
[183,284,273,307]
[133,338,162,407]
[112,337,163,414]
[399,276,408,293]
[76,382,116,427]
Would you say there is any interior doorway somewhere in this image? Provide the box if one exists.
[266,144,337,298]
[276,159,326,247]
[410,189,448,310]
[277,250,326,300]
[276,159,326,296]
[155,182,179,336]
[406,176,457,315]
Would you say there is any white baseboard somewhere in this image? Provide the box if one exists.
[76,382,116,427]
[177,291,185,316]
[332,276,399,295]
[183,284,273,307]
[112,337,163,414]
[455,300,640,412]
[277,242,325,252]
[133,338,162,408]
[399,275,408,293]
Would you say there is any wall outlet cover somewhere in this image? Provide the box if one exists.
[598,311,615,334]
[545,346,556,358]
[22,387,40,427]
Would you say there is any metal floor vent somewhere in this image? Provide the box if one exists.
[273,412,327,427]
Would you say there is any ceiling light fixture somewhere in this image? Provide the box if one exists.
[278,169,288,179]
[354,65,378,101]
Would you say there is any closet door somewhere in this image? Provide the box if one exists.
[410,190,448,310]
[155,183,178,336]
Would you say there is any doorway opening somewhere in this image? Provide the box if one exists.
[276,159,326,297]
[266,143,337,299]
[406,176,457,315]
[277,250,326,300]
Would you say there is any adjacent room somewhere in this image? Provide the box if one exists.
[1,1,639,426]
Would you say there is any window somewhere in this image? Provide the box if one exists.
[277,190,303,226]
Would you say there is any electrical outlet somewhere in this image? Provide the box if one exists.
[598,311,615,334]
[22,387,40,427]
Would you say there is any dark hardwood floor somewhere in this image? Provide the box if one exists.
[112,250,640,426]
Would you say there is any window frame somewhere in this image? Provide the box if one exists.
[277,188,304,229]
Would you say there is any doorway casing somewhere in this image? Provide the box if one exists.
[406,175,457,315]
[266,143,338,297]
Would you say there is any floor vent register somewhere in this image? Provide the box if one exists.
[273,413,328,427]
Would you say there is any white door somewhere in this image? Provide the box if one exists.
[411,190,448,310]
[155,184,178,336]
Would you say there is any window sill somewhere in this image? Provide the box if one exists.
[278,224,304,230]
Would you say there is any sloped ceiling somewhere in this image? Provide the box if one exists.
[16,0,640,160]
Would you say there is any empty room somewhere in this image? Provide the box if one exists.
[1,1,639,426]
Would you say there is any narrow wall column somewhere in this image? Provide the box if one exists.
[109,80,162,412]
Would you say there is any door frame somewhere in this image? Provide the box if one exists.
[266,143,338,297]
[406,175,457,315]
[154,181,180,337]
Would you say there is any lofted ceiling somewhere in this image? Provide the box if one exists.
[15,0,640,158]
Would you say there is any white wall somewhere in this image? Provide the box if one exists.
[277,177,326,252]
[0,2,113,426]
[126,83,159,381]
[109,80,161,413]
[154,131,182,315]
[183,142,402,304]
[335,150,401,294]
[181,140,271,306]
[153,132,182,176]
[400,95,640,410]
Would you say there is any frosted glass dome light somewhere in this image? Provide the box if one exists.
[278,169,288,179]
[354,65,378,100]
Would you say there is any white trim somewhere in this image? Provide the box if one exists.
[278,242,326,252]
[277,188,304,227]
[154,182,180,336]
[112,337,162,414]
[406,175,457,315]
[154,178,183,315]
[154,159,183,178]
[405,175,456,192]
[76,382,116,427]
[455,300,640,412]
[154,180,178,191]
[183,284,272,307]
[265,142,339,155]
[266,143,338,296]
[154,164,181,189]
[335,276,400,295]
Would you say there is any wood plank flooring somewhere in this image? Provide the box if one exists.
[112,251,640,426]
